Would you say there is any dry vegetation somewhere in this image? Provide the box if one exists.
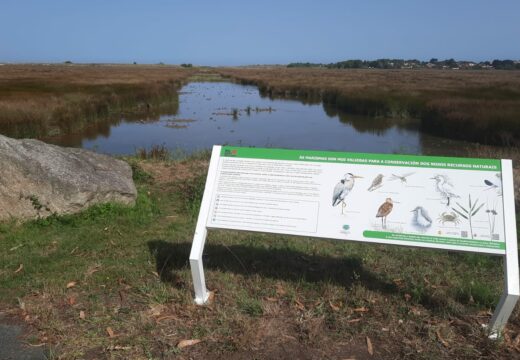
[0,64,196,138]
[218,67,520,145]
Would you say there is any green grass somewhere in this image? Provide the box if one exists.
[0,155,518,359]
[0,190,159,302]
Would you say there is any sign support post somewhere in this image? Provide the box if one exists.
[189,145,222,305]
[488,160,519,337]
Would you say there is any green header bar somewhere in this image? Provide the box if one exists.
[363,231,506,252]
[220,146,501,171]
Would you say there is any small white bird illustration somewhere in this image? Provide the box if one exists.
[368,174,384,192]
[411,206,432,228]
[431,174,459,206]
[332,173,363,214]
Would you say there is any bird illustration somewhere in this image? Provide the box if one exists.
[368,174,384,191]
[431,174,459,206]
[411,206,432,229]
[484,173,502,196]
[376,198,394,228]
[332,173,363,214]
[389,172,415,184]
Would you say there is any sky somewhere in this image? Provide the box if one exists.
[0,0,519,65]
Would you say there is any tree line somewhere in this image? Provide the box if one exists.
[287,58,520,70]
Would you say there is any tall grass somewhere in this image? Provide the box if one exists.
[176,170,207,220]
[219,67,520,145]
[136,144,170,161]
[0,64,196,138]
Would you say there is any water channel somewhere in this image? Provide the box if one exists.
[43,81,474,156]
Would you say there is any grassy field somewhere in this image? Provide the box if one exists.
[218,67,520,146]
[1,153,519,359]
[0,64,196,139]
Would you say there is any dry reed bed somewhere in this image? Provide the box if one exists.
[218,67,520,145]
[0,64,197,138]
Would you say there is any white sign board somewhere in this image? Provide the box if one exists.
[190,146,518,336]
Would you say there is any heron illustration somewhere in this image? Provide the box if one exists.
[368,174,384,191]
[389,172,415,184]
[332,173,363,214]
[431,174,459,206]
[376,197,395,228]
[411,206,432,228]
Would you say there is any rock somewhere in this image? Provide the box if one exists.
[0,134,136,221]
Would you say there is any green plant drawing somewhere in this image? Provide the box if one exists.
[452,195,484,240]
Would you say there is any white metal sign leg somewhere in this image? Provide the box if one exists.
[489,293,519,336]
[190,229,209,305]
[189,146,222,305]
[488,160,519,336]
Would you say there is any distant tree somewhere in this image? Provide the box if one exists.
[492,59,515,70]
[181,63,193,68]
[444,58,457,68]
[429,58,438,63]
[64,60,72,64]
[287,62,322,68]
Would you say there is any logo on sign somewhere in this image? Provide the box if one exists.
[341,224,351,235]
[224,149,238,156]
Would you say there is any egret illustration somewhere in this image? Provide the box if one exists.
[389,172,415,184]
[332,173,363,214]
[431,174,459,206]
[411,206,432,228]
[368,174,384,191]
[376,197,395,228]
[484,173,502,196]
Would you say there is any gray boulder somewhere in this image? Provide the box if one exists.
[0,134,136,221]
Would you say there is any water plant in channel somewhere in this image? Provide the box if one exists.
[231,108,239,120]
[451,195,485,239]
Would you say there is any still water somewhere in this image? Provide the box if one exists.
[48,82,471,156]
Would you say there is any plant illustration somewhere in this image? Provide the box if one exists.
[451,195,484,239]
[485,200,499,240]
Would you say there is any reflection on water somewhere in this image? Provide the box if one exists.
[39,82,472,156]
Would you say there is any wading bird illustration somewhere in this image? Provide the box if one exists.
[376,198,395,228]
[332,173,363,215]
[431,174,459,206]
[411,206,432,229]
[389,172,415,184]
[368,174,384,191]
[484,173,502,196]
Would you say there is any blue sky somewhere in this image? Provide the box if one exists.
[1,0,519,65]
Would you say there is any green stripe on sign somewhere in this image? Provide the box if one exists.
[363,230,506,251]
[220,146,501,171]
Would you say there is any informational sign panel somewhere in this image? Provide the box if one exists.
[190,145,518,336]
[207,147,506,254]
